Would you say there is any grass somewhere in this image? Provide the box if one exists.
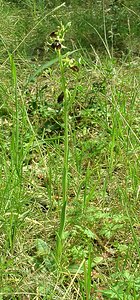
[0,1,140,299]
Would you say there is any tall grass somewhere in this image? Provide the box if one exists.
[1,54,23,251]
[0,0,140,298]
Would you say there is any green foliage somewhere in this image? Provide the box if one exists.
[101,271,140,299]
[1,0,140,60]
[0,0,140,299]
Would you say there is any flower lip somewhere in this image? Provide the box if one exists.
[49,31,58,39]
[51,40,62,50]
[70,65,79,72]
[57,91,64,103]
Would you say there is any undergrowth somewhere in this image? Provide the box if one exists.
[0,1,140,299]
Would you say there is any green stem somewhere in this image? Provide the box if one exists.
[56,49,69,265]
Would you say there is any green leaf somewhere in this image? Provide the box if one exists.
[93,256,103,265]
[68,264,84,274]
[26,50,79,84]
[36,239,50,256]
[84,228,97,239]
